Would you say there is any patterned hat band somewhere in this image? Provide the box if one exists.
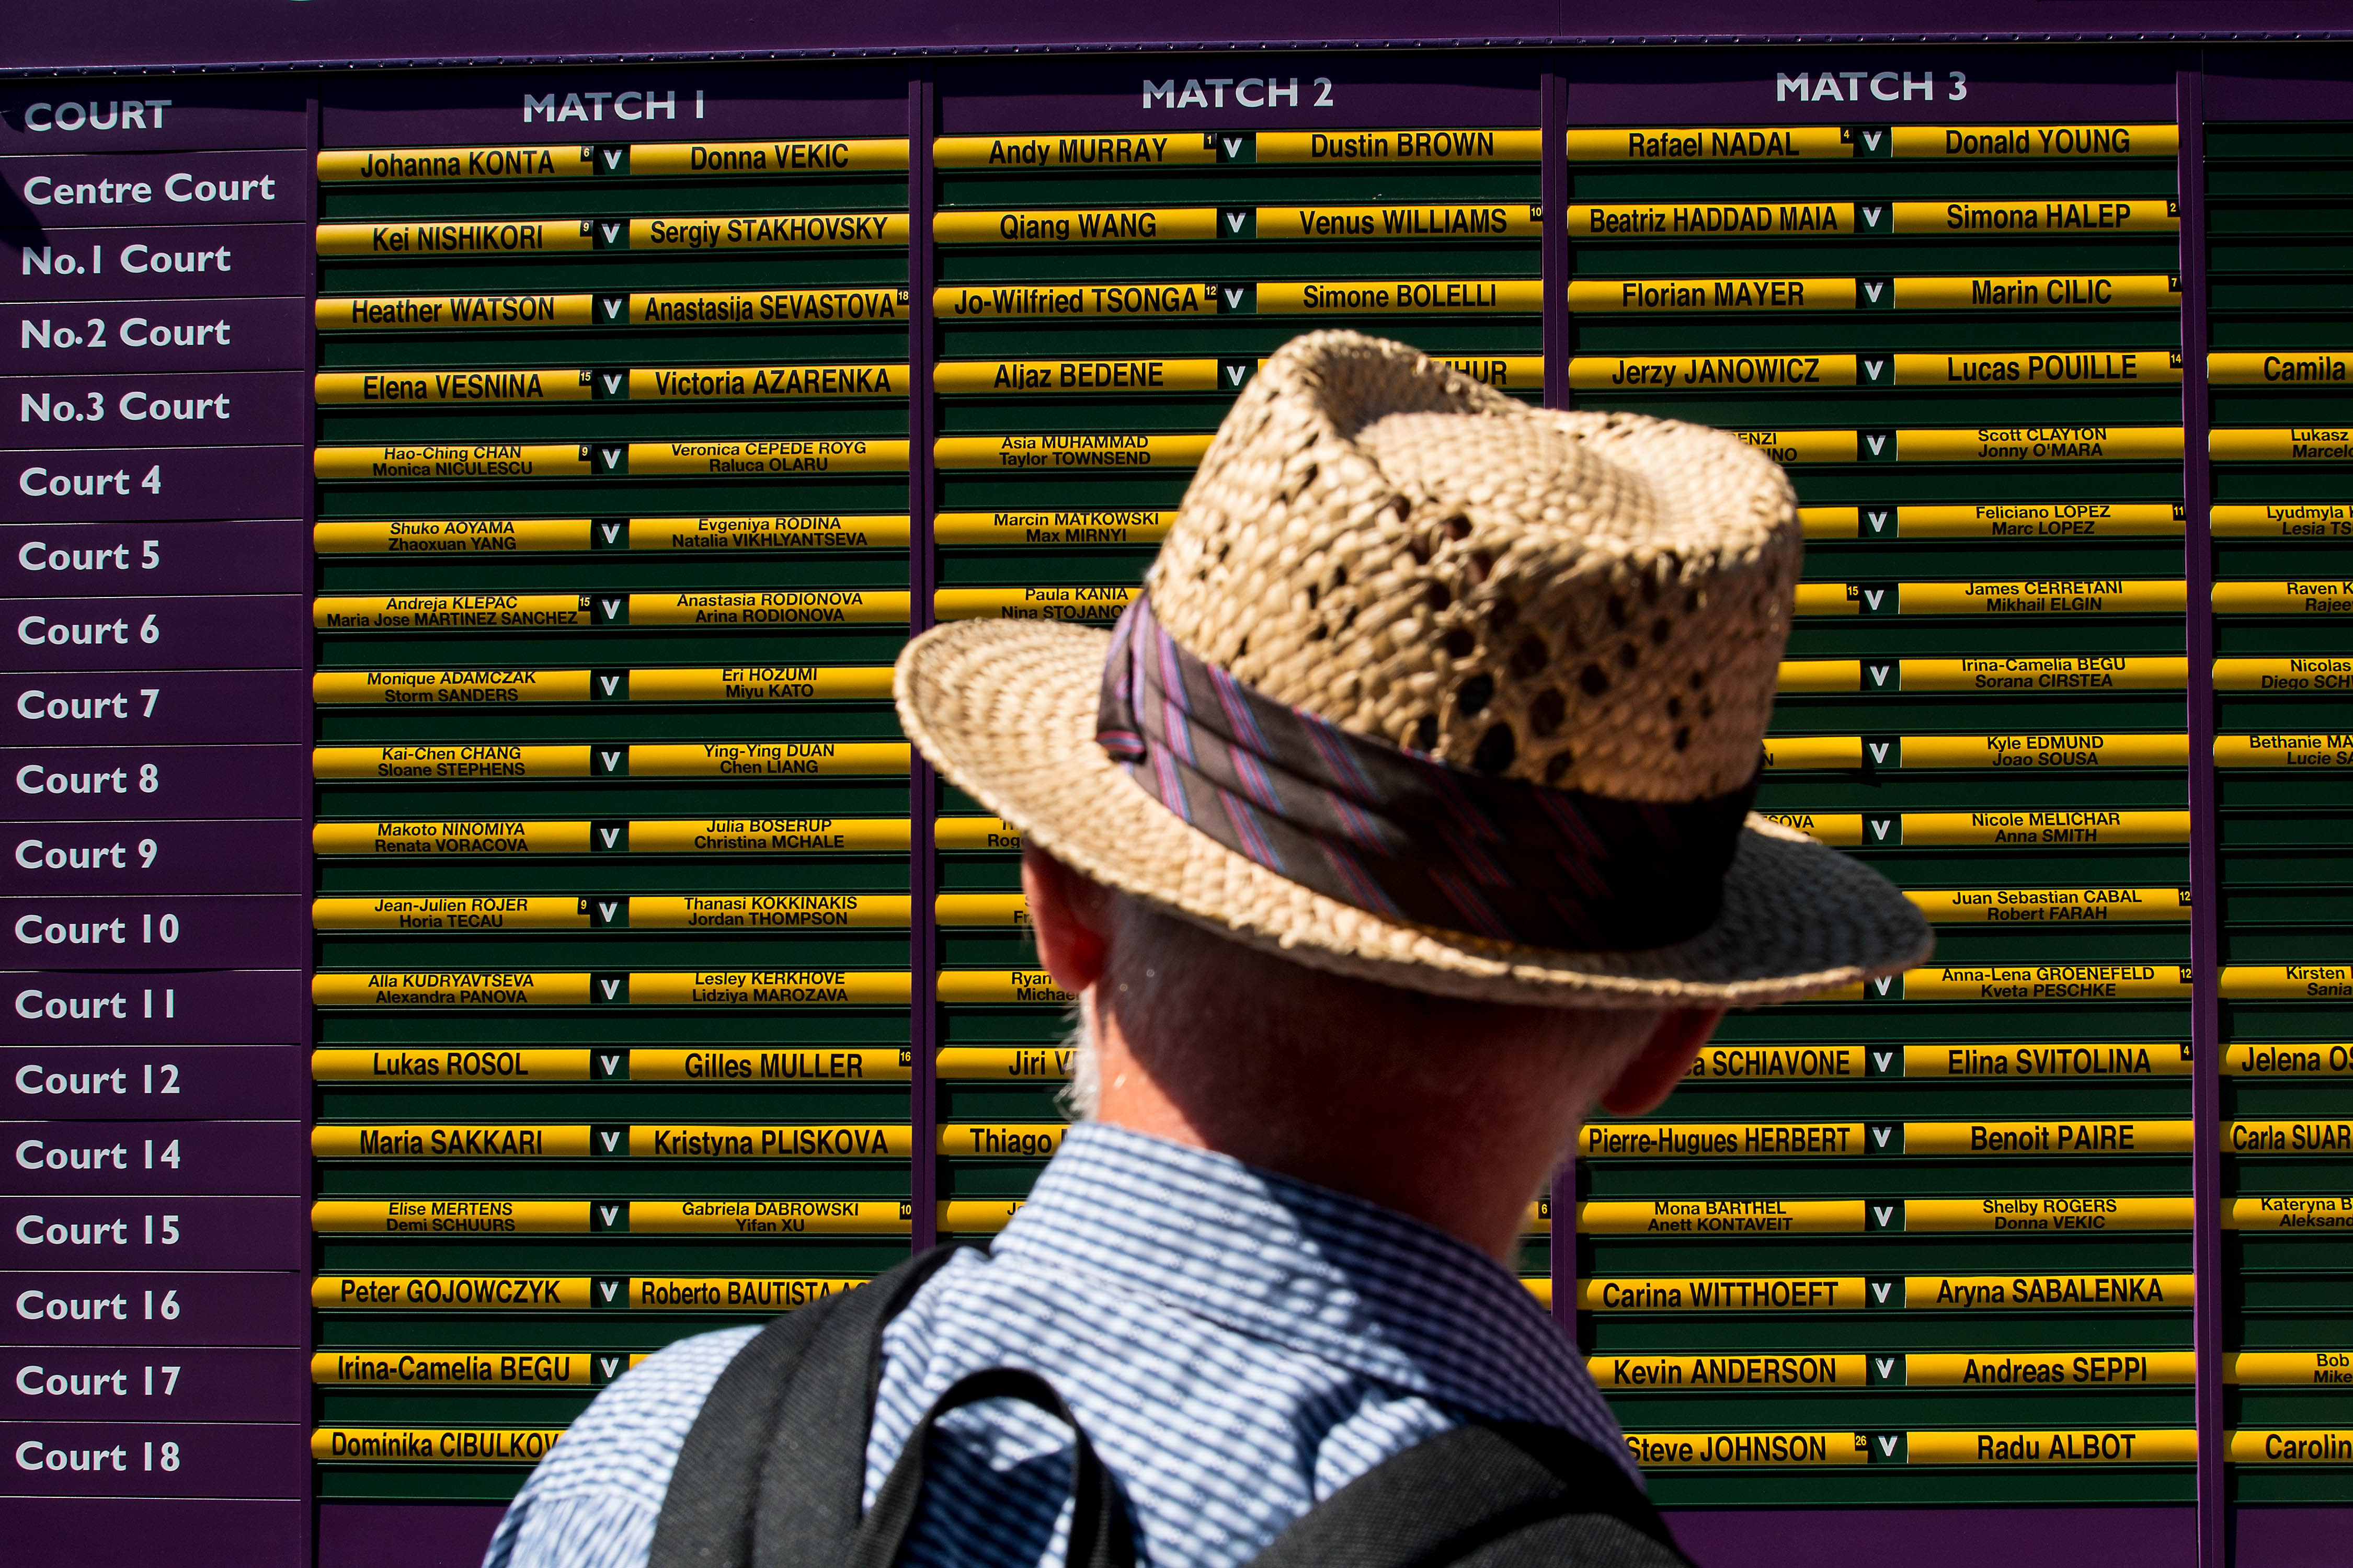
[1094,592,1760,952]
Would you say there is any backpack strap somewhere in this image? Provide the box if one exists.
[846,1367,1136,1568]
[648,1244,970,1568]
[1246,1419,1692,1568]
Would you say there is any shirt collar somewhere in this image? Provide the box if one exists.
[992,1123,1629,1473]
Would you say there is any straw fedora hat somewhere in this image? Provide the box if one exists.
[896,331,1929,1005]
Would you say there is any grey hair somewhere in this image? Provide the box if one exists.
[1050,897,1666,1126]
[1056,1004,1102,1122]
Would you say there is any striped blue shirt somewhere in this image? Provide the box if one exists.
[483,1123,1632,1568]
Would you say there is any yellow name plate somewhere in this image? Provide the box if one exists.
[939,1123,1068,1158]
[1898,426,2185,461]
[1581,1277,1867,1311]
[933,586,1137,622]
[1796,503,2183,539]
[627,1200,910,1234]
[1257,204,1542,239]
[935,816,1022,850]
[1894,124,2178,157]
[625,140,909,176]
[1892,965,2193,1001]
[1903,1121,2193,1154]
[2213,503,2353,536]
[936,970,1076,1004]
[1907,1043,2191,1076]
[1897,580,2186,613]
[629,1048,909,1081]
[628,516,911,550]
[630,288,908,323]
[1904,887,2190,924]
[1565,127,1851,160]
[312,970,912,1006]
[1568,277,1854,312]
[936,359,1228,394]
[313,897,586,930]
[1909,1352,2195,1386]
[1255,280,1544,313]
[2219,967,2353,1000]
[2229,1355,2353,1384]
[1892,199,2176,233]
[311,1048,591,1081]
[315,443,593,480]
[634,439,908,475]
[1896,350,2179,386]
[934,894,1030,926]
[934,133,1217,167]
[311,745,590,780]
[1580,1200,1865,1234]
[1762,810,2189,846]
[934,282,1223,318]
[315,370,595,405]
[1893,274,2183,308]
[312,667,894,705]
[311,1275,592,1309]
[1592,1355,1866,1390]
[2228,1430,2353,1463]
[1571,203,1852,236]
[1778,656,2187,692]
[1907,1430,2195,1464]
[1571,354,1857,391]
[312,670,592,705]
[933,510,1175,546]
[317,294,596,330]
[1257,129,1540,162]
[314,519,595,553]
[1625,1432,1870,1468]
[2226,1197,2353,1230]
[311,895,911,930]
[313,1428,565,1464]
[311,1124,590,1157]
[2216,735,2353,768]
[2216,657,2353,692]
[1733,431,1863,463]
[934,434,1213,470]
[935,1046,1077,1079]
[316,220,594,256]
[631,591,910,625]
[2211,352,2353,385]
[1896,734,2190,768]
[2228,1119,2353,1151]
[2226,1043,2353,1075]
[2214,584,2353,615]
[627,365,906,399]
[625,742,911,777]
[1760,736,1865,769]
[1581,1123,1866,1157]
[627,213,907,249]
[312,1200,590,1232]
[2211,428,2353,461]
[315,594,593,629]
[310,1350,616,1386]
[317,145,597,181]
[935,208,1220,243]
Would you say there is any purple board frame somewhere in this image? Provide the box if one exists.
[1,14,2348,1568]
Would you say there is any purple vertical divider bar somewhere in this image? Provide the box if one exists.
[300,87,322,1568]
[1540,56,1573,1338]
[907,71,940,1258]
[2174,64,2226,1568]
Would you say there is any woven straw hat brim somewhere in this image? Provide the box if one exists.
[898,619,1934,1008]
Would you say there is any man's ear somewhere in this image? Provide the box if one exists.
[1597,1009,1723,1117]
[1021,843,1112,993]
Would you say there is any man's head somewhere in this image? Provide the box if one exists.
[1023,842,1721,1261]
